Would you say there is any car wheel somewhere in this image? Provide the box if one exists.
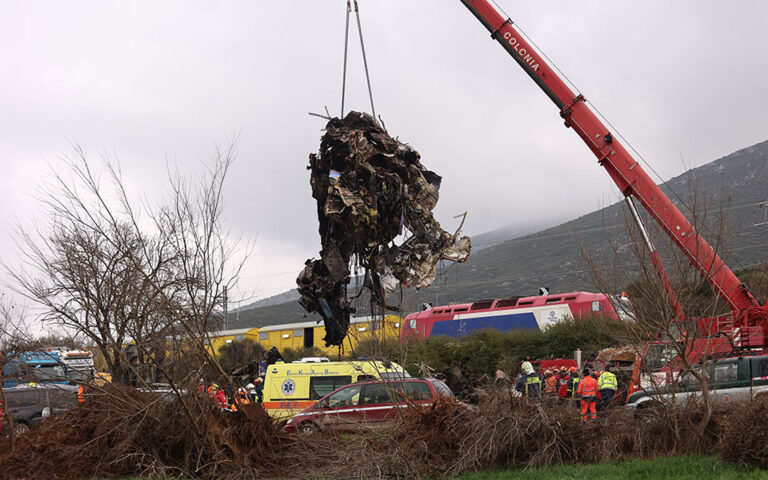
[298,422,318,435]
[14,423,30,436]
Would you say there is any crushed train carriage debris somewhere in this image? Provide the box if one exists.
[297,112,471,346]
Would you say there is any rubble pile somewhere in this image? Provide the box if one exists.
[596,345,640,363]
[298,111,471,346]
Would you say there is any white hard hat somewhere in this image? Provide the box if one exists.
[246,383,255,390]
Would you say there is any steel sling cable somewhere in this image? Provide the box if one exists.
[353,0,376,119]
[340,1,351,117]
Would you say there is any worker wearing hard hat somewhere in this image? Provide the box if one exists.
[597,369,618,410]
[520,356,534,376]
[236,387,251,406]
[576,369,599,421]
[543,369,558,396]
[515,356,541,399]
[557,367,570,400]
[567,366,580,400]
[210,384,227,409]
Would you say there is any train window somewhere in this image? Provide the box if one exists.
[591,301,602,312]
[453,307,468,313]
[259,332,268,341]
[496,299,518,308]
[545,297,562,304]
[409,319,417,329]
[293,329,303,337]
[518,301,533,306]
[564,296,576,300]
[434,309,445,314]
[470,300,494,311]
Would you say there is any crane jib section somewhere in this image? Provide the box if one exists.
[459,0,759,313]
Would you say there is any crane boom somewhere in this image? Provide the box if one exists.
[459,0,761,315]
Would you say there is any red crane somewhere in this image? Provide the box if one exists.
[458,0,767,349]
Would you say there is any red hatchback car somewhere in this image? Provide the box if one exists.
[283,377,454,434]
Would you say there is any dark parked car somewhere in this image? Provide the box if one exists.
[1,384,78,436]
[284,377,454,434]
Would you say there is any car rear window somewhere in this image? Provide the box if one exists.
[361,384,393,404]
[378,371,411,379]
[309,376,352,400]
[431,380,454,398]
[404,381,432,400]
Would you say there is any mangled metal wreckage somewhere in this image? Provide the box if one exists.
[297,111,471,346]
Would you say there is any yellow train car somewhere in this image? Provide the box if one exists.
[206,327,261,354]
[255,315,402,354]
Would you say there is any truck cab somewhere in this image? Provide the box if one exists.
[2,352,68,388]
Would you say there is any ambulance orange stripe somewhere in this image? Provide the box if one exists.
[263,400,316,410]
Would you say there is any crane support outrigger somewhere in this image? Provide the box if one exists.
[459,0,768,350]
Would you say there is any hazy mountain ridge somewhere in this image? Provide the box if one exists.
[227,139,768,330]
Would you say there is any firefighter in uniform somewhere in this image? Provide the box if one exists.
[597,369,618,410]
[516,359,542,400]
[524,371,542,399]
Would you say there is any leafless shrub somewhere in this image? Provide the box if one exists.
[0,144,262,477]
[719,397,768,468]
[0,383,289,479]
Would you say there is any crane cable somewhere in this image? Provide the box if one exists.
[340,0,377,119]
[340,1,351,118]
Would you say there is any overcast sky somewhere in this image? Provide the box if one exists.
[2,1,767,311]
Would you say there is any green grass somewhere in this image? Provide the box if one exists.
[455,456,768,480]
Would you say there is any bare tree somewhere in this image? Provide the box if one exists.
[0,299,36,452]
[580,174,739,436]
[5,144,247,388]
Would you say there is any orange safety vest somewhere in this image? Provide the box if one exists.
[77,385,85,403]
[545,376,558,394]
[577,375,598,398]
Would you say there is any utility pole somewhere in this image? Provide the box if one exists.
[223,286,228,330]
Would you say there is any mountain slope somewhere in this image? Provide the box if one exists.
[228,140,768,330]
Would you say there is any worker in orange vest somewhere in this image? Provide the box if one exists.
[543,369,558,396]
[576,368,599,421]
[235,387,251,410]
[77,384,85,403]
